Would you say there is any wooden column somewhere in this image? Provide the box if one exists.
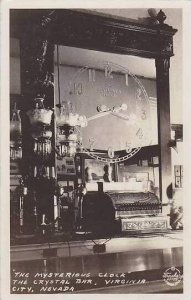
[155,57,172,205]
[19,11,56,226]
[19,11,55,174]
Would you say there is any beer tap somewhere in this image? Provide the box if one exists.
[41,214,48,236]
[75,183,87,231]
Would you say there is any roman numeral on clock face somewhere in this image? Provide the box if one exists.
[125,73,129,86]
[88,69,96,82]
[104,64,113,79]
[73,83,83,95]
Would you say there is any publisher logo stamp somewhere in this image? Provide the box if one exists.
[163,267,182,286]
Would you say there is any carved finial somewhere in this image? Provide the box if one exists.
[147,8,158,25]
[156,10,167,25]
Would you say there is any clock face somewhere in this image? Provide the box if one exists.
[64,61,152,163]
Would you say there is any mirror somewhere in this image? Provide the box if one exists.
[54,45,159,198]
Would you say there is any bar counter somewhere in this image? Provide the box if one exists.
[11,231,183,294]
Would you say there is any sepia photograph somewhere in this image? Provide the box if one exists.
[2,1,190,298]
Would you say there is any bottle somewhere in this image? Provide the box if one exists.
[33,191,39,233]
[54,196,59,231]
[19,177,28,233]
[19,193,24,233]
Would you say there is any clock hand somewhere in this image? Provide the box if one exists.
[87,104,129,122]
[87,111,112,121]
[111,112,138,126]
[111,111,130,120]
[87,111,137,124]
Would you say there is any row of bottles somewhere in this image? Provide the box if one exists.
[11,167,77,239]
[10,99,86,240]
[10,153,95,240]
[10,103,22,161]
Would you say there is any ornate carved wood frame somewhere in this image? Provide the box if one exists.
[10,9,177,204]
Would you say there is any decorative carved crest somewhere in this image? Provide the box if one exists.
[20,10,56,106]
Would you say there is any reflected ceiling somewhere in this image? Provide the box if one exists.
[10,38,156,79]
[55,46,156,79]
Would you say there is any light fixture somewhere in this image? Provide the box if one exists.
[56,101,87,157]
[10,103,22,160]
[26,97,53,159]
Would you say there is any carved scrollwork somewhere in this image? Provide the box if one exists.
[102,28,118,46]
[20,10,55,103]
[41,10,56,27]
[161,37,173,54]
[13,9,177,60]
[122,219,167,231]
[109,29,118,45]
[85,29,94,41]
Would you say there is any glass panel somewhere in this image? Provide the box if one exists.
[54,46,160,199]
[54,46,158,151]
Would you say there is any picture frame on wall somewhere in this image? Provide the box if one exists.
[175,176,181,188]
[56,157,76,176]
[174,165,183,188]
[84,158,116,182]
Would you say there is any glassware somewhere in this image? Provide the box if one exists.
[27,98,53,159]
[56,101,79,126]
[26,98,53,126]
[56,101,87,158]
[10,103,22,160]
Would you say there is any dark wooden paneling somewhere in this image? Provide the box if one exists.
[10,9,177,58]
[156,58,171,203]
